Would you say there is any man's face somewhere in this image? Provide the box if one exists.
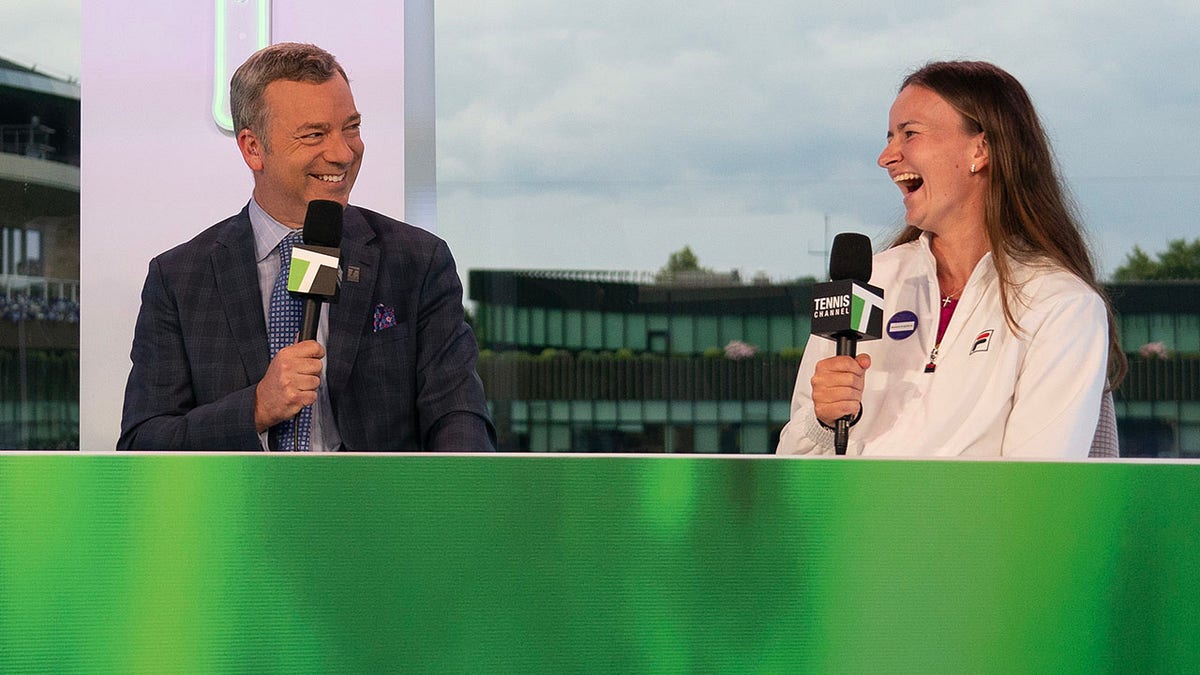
[238,76,363,228]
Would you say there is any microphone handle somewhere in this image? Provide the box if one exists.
[292,297,323,452]
[299,298,323,342]
[835,335,857,456]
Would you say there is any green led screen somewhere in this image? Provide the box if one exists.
[2,455,1198,672]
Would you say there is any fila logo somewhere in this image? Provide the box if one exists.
[971,329,995,355]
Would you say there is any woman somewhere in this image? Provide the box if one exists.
[776,61,1124,457]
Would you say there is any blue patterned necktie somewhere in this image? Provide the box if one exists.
[268,231,311,451]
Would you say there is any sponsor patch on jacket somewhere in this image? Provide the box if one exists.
[886,310,919,340]
[971,329,995,355]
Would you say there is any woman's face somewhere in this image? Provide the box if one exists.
[877,85,988,236]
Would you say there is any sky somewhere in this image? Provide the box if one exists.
[435,0,1200,285]
[0,0,80,81]
[5,1,1198,284]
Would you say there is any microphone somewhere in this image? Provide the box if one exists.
[811,233,885,455]
[288,200,344,341]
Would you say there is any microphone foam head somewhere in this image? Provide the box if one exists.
[829,232,872,283]
[303,200,344,247]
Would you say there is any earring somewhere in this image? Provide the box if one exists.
[970,163,977,174]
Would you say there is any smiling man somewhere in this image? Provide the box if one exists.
[119,43,495,452]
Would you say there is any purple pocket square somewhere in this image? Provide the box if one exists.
[373,304,397,332]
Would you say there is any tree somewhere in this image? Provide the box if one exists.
[662,245,702,273]
[655,245,712,282]
[1113,238,1200,281]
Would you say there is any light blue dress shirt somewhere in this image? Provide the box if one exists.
[248,199,342,452]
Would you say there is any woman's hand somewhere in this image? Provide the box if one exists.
[811,353,871,427]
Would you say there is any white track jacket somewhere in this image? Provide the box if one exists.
[777,234,1107,458]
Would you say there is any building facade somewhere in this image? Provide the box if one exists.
[470,269,1200,457]
[0,57,80,448]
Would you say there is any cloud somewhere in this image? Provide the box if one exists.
[437,2,901,186]
[436,0,1200,280]
[8,1,1197,279]
[440,180,898,289]
[0,0,80,80]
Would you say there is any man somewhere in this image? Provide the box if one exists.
[119,43,495,451]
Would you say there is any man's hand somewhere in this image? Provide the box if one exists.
[254,340,325,432]
[812,353,871,428]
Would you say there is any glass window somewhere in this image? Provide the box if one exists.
[1122,316,1150,352]
[669,401,694,423]
[741,425,770,455]
[769,316,795,352]
[595,401,617,423]
[549,400,570,423]
[1180,424,1199,457]
[745,316,770,352]
[583,310,604,350]
[1150,315,1175,350]
[695,402,719,423]
[1179,316,1199,354]
[515,306,531,345]
[643,400,668,423]
[625,314,647,351]
[530,307,547,346]
[795,317,812,345]
[570,400,592,422]
[670,315,694,354]
[501,305,517,344]
[547,308,564,346]
[719,315,743,346]
[564,311,583,349]
[696,316,719,352]
[694,425,720,453]
[603,312,624,350]
[618,400,642,421]
[718,401,743,422]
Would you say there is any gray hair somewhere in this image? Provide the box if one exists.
[230,42,348,139]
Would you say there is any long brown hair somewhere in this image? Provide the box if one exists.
[890,60,1125,387]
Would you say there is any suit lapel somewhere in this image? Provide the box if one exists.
[327,207,379,398]
[213,210,271,382]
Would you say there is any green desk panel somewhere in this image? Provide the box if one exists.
[1,455,1197,673]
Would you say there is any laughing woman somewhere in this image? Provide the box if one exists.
[776,61,1125,458]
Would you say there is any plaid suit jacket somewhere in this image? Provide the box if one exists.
[118,205,495,451]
